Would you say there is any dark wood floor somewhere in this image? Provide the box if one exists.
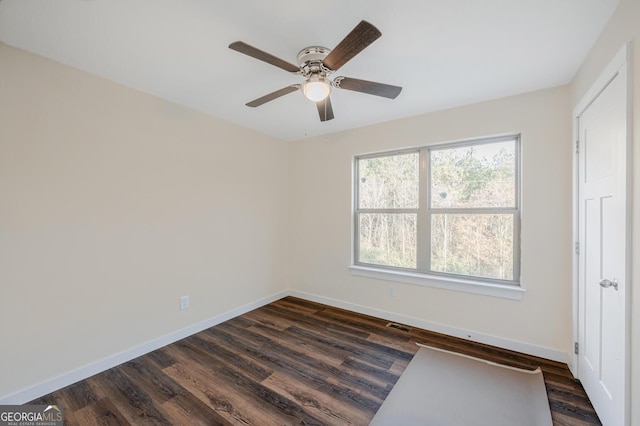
[30,296,600,425]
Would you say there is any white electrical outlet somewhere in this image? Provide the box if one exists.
[180,295,189,310]
[387,285,396,297]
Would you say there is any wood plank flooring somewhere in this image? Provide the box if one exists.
[29,296,601,425]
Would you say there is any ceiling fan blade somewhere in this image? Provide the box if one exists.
[246,85,299,107]
[322,21,382,71]
[316,96,334,122]
[229,41,299,73]
[335,77,402,99]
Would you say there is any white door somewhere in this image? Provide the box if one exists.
[577,61,628,425]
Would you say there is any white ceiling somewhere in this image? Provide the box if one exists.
[0,0,619,141]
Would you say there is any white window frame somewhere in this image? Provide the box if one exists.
[350,135,524,300]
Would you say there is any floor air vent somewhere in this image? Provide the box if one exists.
[386,322,412,332]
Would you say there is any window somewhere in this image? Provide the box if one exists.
[354,135,520,286]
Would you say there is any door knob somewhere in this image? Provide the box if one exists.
[599,278,618,290]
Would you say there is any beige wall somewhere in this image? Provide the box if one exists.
[0,43,291,398]
[290,86,573,356]
[570,0,640,422]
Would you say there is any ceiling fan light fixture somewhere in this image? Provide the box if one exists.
[302,75,331,102]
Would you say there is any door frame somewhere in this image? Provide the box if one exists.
[571,43,632,424]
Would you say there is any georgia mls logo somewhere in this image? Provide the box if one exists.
[0,405,63,426]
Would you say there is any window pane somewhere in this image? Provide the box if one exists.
[359,213,417,268]
[430,214,513,280]
[431,140,516,208]
[359,153,419,209]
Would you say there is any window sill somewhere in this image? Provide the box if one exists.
[348,265,525,301]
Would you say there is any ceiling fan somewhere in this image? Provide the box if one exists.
[229,20,402,122]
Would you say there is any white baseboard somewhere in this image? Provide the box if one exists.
[289,290,568,364]
[2,288,569,404]
[0,290,288,405]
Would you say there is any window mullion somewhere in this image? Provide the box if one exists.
[417,147,429,272]
[357,208,418,214]
[430,207,518,214]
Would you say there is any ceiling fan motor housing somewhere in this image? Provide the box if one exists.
[297,46,332,76]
